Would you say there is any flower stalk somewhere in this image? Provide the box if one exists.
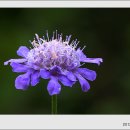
[51,95,57,114]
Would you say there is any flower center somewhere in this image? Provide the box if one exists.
[27,39,80,70]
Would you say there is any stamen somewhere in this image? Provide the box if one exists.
[70,40,75,46]
[59,33,62,41]
[52,32,55,40]
[75,41,80,48]
[29,40,32,44]
[58,34,60,41]
[46,30,49,42]
[79,63,85,67]
[66,36,68,41]
[82,46,86,51]
[35,34,42,45]
[56,30,57,40]
[30,40,35,47]
[68,35,72,42]
[73,39,77,46]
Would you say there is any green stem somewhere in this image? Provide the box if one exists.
[51,95,57,114]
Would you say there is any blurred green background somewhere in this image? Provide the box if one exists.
[0,8,130,114]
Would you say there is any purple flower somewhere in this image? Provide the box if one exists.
[4,31,103,96]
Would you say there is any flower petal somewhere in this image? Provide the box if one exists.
[40,69,51,79]
[47,77,61,95]
[27,62,41,70]
[50,66,62,75]
[10,62,28,73]
[82,58,103,66]
[63,70,77,81]
[75,73,90,92]
[76,48,103,65]
[58,75,75,87]
[15,72,31,90]
[77,68,96,81]
[4,59,27,65]
[17,46,29,58]
[31,71,40,86]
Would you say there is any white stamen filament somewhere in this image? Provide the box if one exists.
[27,32,81,70]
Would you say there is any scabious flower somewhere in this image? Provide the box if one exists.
[4,31,103,96]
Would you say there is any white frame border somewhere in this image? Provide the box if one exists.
[0,1,130,8]
[0,1,130,130]
[0,115,130,129]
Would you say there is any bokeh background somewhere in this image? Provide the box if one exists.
[0,8,130,114]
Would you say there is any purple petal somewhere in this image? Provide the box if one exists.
[17,46,29,58]
[82,58,103,66]
[58,75,75,87]
[4,58,27,65]
[47,77,61,95]
[50,66,62,75]
[10,62,28,73]
[77,68,96,81]
[75,73,90,92]
[63,70,77,81]
[27,62,41,70]
[15,72,31,90]
[40,69,51,79]
[76,48,103,65]
[31,71,40,86]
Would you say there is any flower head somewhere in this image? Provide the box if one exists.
[4,31,103,95]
